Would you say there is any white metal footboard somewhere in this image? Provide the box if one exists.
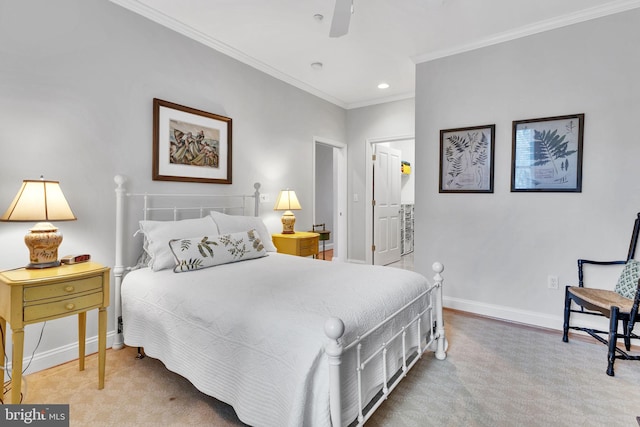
[325,262,446,427]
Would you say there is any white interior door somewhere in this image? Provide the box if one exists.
[373,145,401,265]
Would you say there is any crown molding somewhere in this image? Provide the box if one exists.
[346,92,415,110]
[112,0,640,109]
[109,0,347,109]
[413,0,640,64]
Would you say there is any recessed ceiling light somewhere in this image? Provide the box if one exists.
[314,14,324,22]
[311,62,324,70]
[378,83,390,89]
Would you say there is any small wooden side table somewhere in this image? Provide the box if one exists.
[310,224,331,260]
[0,262,110,404]
[272,232,320,257]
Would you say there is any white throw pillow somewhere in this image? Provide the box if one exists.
[209,210,277,252]
[169,229,267,272]
[139,216,219,271]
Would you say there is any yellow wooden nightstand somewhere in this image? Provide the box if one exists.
[272,232,320,257]
[0,261,110,404]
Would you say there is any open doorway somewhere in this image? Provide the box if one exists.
[313,137,347,262]
[365,136,415,266]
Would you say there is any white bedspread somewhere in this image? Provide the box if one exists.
[121,253,432,427]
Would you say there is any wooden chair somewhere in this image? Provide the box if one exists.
[562,212,640,376]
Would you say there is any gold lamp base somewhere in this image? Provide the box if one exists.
[24,222,63,269]
[280,211,296,234]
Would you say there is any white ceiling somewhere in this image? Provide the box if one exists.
[112,0,640,109]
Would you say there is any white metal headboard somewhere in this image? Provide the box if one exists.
[112,175,261,349]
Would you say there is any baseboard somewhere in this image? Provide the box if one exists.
[443,296,611,333]
[5,332,117,375]
[444,296,565,331]
[319,243,334,251]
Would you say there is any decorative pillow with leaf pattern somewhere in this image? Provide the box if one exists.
[169,229,267,273]
[614,259,640,300]
[139,216,219,271]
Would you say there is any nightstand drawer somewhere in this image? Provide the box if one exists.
[23,276,103,302]
[298,238,318,257]
[24,291,104,322]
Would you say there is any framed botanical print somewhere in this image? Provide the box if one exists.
[153,98,232,184]
[511,114,584,192]
[439,124,495,193]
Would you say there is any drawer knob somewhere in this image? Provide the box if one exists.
[65,303,75,310]
[64,286,75,292]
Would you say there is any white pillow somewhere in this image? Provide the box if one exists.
[139,216,219,271]
[169,229,267,272]
[209,210,277,252]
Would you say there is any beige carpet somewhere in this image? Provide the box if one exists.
[10,310,640,426]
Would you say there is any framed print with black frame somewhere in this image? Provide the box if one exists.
[439,124,495,193]
[511,114,583,192]
[153,98,232,184]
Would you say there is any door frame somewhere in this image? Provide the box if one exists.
[365,134,414,265]
[313,136,347,262]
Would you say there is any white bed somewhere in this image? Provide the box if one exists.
[113,176,446,427]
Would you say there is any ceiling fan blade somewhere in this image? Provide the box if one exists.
[329,0,352,38]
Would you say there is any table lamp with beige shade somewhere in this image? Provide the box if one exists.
[273,189,301,234]
[1,177,76,268]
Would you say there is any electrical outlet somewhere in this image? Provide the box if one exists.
[548,275,559,290]
[259,194,271,203]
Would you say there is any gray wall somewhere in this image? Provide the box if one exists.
[415,9,640,328]
[0,0,345,373]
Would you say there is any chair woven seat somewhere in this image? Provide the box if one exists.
[563,212,640,376]
[567,286,634,313]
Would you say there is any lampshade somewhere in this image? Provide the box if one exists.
[274,189,301,234]
[2,179,76,222]
[273,189,302,212]
[1,178,76,268]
